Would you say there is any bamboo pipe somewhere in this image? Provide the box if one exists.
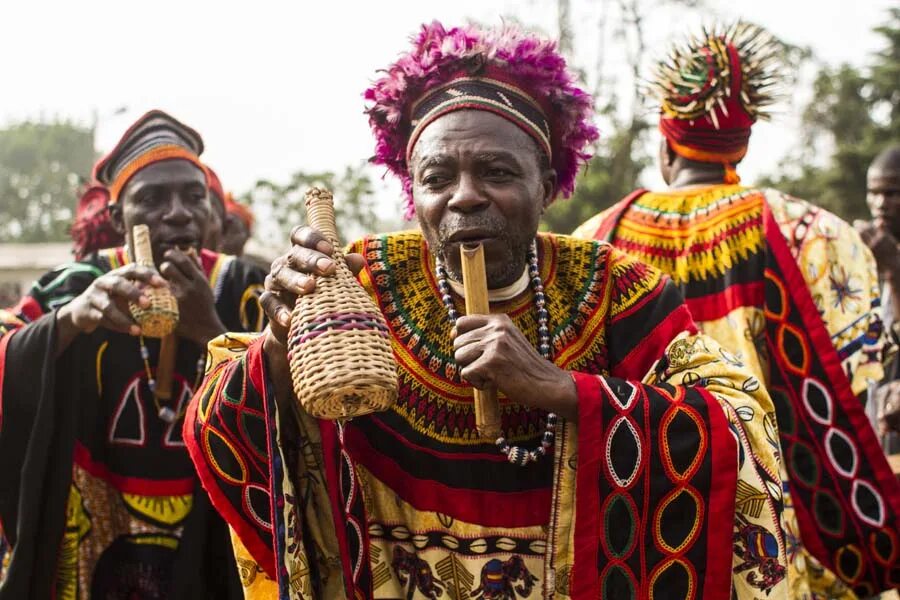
[459,243,502,440]
[154,246,199,401]
[154,334,177,400]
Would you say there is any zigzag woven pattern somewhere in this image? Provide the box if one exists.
[612,185,765,286]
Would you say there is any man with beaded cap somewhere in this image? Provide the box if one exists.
[574,22,899,598]
[0,110,266,599]
[186,22,787,600]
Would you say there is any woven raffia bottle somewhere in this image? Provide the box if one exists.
[129,224,178,338]
[287,188,398,419]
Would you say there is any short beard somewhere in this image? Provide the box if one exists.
[432,213,534,288]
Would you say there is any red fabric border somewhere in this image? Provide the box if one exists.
[72,441,194,496]
[570,371,604,599]
[342,424,551,529]
[319,419,357,598]
[11,296,43,323]
[699,388,739,600]
[244,334,268,405]
[763,205,900,569]
[684,281,764,323]
[612,304,697,381]
[183,337,277,579]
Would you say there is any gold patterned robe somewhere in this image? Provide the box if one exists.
[186,232,788,599]
[575,185,900,599]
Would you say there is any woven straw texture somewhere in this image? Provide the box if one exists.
[287,188,398,419]
[128,224,178,338]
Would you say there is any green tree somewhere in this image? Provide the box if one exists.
[870,7,900,142]
[542,123,651,233]
[760,8,899,222]
[243,163,397,246]
[0,120,95,242]
[541,0,697,234]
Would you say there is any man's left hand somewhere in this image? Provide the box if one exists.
[160,248,226,346]
[453,314,577,421]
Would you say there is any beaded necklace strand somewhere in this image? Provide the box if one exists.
[138,336,205,423]
[435,239,557,467]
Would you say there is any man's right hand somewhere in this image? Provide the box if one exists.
[55,264,167,355]
[258,226,365,346]
[258,225,365,405]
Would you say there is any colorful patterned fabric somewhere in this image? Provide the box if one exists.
[0,247,265,599]
[185,232,787,599]
[574,184,900,598]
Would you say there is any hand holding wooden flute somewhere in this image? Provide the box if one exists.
[459,243,502,440]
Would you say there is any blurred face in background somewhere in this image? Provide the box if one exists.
[222,213,251,256]
[867,163,900,239]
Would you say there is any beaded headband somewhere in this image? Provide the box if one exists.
[406,76,552,164]
[106,146,205,204]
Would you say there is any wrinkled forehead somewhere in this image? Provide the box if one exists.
[409,110,538,166]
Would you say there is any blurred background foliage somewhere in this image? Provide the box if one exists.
[0,4,896,244]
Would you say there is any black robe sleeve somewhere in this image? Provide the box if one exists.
[0,261,98,599]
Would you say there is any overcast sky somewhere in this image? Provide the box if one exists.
[1,0,893,225]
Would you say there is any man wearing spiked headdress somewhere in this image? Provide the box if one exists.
[575,22,899,599]
[187,21,788,599]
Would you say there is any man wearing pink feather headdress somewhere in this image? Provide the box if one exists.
[186,22,787,599]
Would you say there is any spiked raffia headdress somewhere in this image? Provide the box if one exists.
[365,21,599,219]
[650,22,782,183]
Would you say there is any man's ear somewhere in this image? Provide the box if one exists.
[540,168,558,212]
[108,203,125,235]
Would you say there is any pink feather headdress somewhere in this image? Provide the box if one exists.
[364,21,599,219]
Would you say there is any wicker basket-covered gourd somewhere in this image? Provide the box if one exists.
[129,224,178,338]
[287,188,398,419]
